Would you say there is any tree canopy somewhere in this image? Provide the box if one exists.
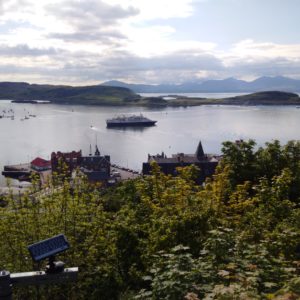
[0,139,300,299]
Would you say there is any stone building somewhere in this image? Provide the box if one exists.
[142,141,221,184]
[80,145,111,183]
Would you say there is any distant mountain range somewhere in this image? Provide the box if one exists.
[101,76,300,93]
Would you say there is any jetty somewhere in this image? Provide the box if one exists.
[2,158,51,185]
[2,163,31,180]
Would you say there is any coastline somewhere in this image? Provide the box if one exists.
[2,91,300,107]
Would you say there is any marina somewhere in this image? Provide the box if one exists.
[2,163,31,179]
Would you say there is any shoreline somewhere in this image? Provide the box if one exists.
[1,91,300,107]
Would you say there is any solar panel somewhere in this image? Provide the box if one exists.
[28,234,69,262]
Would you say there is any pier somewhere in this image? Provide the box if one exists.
[2,162,51,185]
[2,163,31,180]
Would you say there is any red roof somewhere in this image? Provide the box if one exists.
[31,157,51,168]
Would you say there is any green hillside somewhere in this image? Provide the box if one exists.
[166,91,300,106]
[221,91,300,105]
[0,82,141,105]
[1,83,300,107]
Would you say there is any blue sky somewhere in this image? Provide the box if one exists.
[0,0,299,84]
[180,0,300,45]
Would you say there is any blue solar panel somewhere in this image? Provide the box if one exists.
[28,234,69,262]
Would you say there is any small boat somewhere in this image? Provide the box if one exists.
[106,114,157,128]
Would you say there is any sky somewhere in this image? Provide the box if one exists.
[0,0,300,85]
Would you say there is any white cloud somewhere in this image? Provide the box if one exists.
[0,1,300,84]
[229,39,300,60]
[101,0,198,20]
[0,44,57,56]
[46,0,139,29]
[215,39,300,79]
[0,45,225,84]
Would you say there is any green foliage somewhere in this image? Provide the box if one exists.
[0,170,119,299]
[221,139,257,186]
[0,140,300,299]
[135,245,201,300]
[220,139,300,202]
[136,230,299,300]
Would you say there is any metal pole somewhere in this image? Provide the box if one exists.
[0,271,12,300]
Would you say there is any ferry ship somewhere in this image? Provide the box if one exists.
[106,114,157,128]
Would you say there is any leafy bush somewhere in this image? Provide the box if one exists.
[0,140,300,299]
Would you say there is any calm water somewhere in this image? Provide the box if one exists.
[1,98,300,186]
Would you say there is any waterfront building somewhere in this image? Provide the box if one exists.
[51,150,82,172]
[142,141,221,184]
[80,146,111,183]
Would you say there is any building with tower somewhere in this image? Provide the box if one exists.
[80,145,111,183]
[142,141,221,184]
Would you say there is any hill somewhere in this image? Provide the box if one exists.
[0,82,140,105]
[1,82,299,107]
[140,91,300,106]
[102,76,300,93]
[218,90,300,105]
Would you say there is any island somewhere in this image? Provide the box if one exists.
[0,82,300,106]
[0,82,140,105]
[161,91,300,106]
